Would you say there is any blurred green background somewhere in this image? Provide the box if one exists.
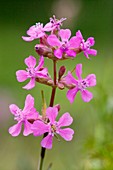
[0,0,113,169]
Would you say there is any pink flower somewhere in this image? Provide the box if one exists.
[32,106,74,149]
[47,29,80,59]
[16,56,48,90]
[22,16,66,42]
[76,30,97,59]
[44,15,66,32]
[65,64,96,103]
[22,23,45,42]
[8,94,39,136]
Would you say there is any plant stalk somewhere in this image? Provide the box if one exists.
[37,60,57,170]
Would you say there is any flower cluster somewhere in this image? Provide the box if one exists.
[9,94,74,149]
[9,15,97,150]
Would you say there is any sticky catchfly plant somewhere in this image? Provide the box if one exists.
[16,55,48,90]
[32,106,74,149]
[22,23,45,42]
[44,15,66,32]
[47,29,80,59]
[65,64,96,103]
[76,30,97,59]
[9,15,97,170]
[9,94,39,136]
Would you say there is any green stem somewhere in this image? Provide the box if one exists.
[37,60,57,170]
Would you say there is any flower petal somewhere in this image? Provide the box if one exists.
[76,30,83,39]
[54,48,63,59]
[66,49,76,57]
[47,35,61,47]
[44,22,53,31]
[36,68,48,78]
[23,78,35,90]
[26,109,39,120]
[32,120,49,136]
[16,70,28,82]
[81,89,93,102]
[69,36,81,48]
[46,107,58,124]
[26,25,36,36]
[75,64,82,80]
[67,87,79,103]
[65,71,77,85]
[23,120,33,136]
[86,74,96,87]
[84,51,89,59]
[35,56,44,71]
[9,104,20,116]
[22,36,34,42]
[24,56,36,68]
[8,122,22,137]
[58,113,73,127]
[59,128,74,141]
[87,37,95,46]
[59,29,71,42]
[23,94,34,112]
[87,49,97,56]
[41,135,53,149]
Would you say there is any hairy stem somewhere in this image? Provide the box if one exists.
[38,60,57,170]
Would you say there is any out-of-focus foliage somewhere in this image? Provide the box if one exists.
[0,0,113,170]
[84,85,113,170]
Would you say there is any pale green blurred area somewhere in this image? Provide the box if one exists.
[0,0,113,169]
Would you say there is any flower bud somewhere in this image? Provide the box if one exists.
[58,66,66,81]
[47,79,54,86]
[35,44,52,57]
[54,104,60,111]
[57,82,65,90]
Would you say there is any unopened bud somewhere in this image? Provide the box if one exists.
[54,104,60,111]
[57,82,65,90]
[47,79,54,85]
[58,66,66,81]
[35,44,52,57]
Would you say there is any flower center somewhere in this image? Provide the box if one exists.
[50,16,60,27]
[14,109,25,121]
[80,40,90,51]
[51,124,57,132]
[78,79,88,90]
[26,67,35,77]
[61,46,67,52]
[61,41,68,52]
[34,23,44,37]
[50,16,66,30]
[49,122,58,136]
